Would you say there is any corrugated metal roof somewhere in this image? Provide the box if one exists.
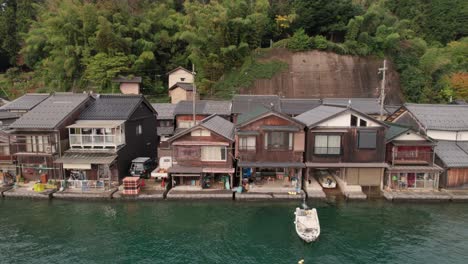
[55,152,117,165]
[323,98,385,115]
[406,104,468,131]
[435,141,468,168]
[67,120,125,129]
[232,95,281,114]
[10,93,90,129]
[305,162,388,168]
[152,103,176,119]
[200,115,234,141]
[79,94,145,120]
[0,93,50,111]
[387,165,443,172]
[280,98,321,115]
[169,82,194,91]
[174,100,231,116]
[294,105,346,127]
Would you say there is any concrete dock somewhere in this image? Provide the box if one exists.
[334,176,367,200]
[3,187,55,199]
[166,189,233,200]
[113,189,166,200]
[53,188,118,200]
[383,190,452,202]
[235,190,304,200]
[304,177,326,199]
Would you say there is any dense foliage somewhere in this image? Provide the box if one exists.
[0,0,466,102]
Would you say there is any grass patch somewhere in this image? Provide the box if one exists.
[213,56,288,99]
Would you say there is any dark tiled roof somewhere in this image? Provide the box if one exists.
[169,82,194,91]
[405,104,468,131]
[200,115,234,141]
[232,95,281,114]
[80,94,148,120]
[0,111,21,120]
[157,126,174,136]
[10,93,90,129]
[280,98,321,115]
[294,105,346,127]
[0,94,50,111]
[112,76,142,83]
[435,141,468,168]
[166,66,192,75]
[152,103,176,119]
[322,98,385,115]
[385,122,411,142]
[174,100,231,116]
[236,106,271,125]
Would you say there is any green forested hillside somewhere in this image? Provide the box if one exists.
[0,0,466,102]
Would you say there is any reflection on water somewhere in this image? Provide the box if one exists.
[0,199,467,264]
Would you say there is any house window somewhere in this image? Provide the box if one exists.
[136,125,143,135]
[314,135,341,154]
[25,136,52,153]
[180,77,185,82]
[358,131,377,149]
[360,119,367,127]
[0,145,10,155]
[351,115,358,127]
[178,120,197,128]
[239,136,256,150]
[264,132,292,150]
[191,129,210,137]
[201,146,227,161]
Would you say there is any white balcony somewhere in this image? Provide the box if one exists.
[67,120,125,150]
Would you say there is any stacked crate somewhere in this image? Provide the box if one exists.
[122,177,141,195]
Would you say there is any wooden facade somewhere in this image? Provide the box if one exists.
[444,168,468,188]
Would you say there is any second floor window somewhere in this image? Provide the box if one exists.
[136,125,143,135]
[201,146,227,161]
[0,145,10,155]
[314,135,341,155]
[25,136,54,153]
[191,129,210,137]
[358,131,377,149]
[239,136,256,151]
[264,132,293,150]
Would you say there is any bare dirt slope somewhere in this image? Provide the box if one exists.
[241,49,403,104]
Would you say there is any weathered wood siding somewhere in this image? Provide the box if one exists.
[306,127,386,163]
[445,168,468,188]
[237,115,304,163]
[385,144,433,165]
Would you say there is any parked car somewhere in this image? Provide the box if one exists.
[129,157,156,179]
[151,156,172,180]
[314,169,337,189]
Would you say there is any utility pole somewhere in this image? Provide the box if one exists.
[379,59,387,121]
[192,64,197,127]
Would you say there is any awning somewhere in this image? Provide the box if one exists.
[168,165,203,174]
[237,131,260,136]
[305,162,389,168]
[238,161,305,168]
[261,125,300,132]
[391,140,435,146]
[67,120,125,129]
[202,168,235,173]
[387,165,443,173]
[172,141,229,146]
[55,152,117,165]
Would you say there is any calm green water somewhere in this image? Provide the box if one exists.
[0,199,467,264]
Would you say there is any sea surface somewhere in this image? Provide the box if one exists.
[0,199,467,264]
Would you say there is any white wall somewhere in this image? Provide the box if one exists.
[317,112,381,127]
[393,131,426,141]
[168,69,194,88]
[427,130,468,141]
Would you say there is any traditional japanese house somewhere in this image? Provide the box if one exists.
[55,94,158,184]
[295,105,388,198]
[384,123,443,191]
[152,103,176,143]
[173,100,231,132]
[167,115,235,191]
[235,106,305,193]
[9,93,93,181]
[387,103,468,189]
[167,66,195,104]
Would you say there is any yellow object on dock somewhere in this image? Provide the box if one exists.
[33,183,45,192]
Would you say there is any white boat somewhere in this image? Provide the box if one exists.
[315,169,337,189]
[294,207,320,242]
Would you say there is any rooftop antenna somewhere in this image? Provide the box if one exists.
[347,99,352,108]
[192,63,197,127]
[378,59,387,121]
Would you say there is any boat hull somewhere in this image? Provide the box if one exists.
[294,207,320,243]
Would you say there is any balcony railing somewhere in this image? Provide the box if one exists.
[70,134,124,149]
[392,151,433,164]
